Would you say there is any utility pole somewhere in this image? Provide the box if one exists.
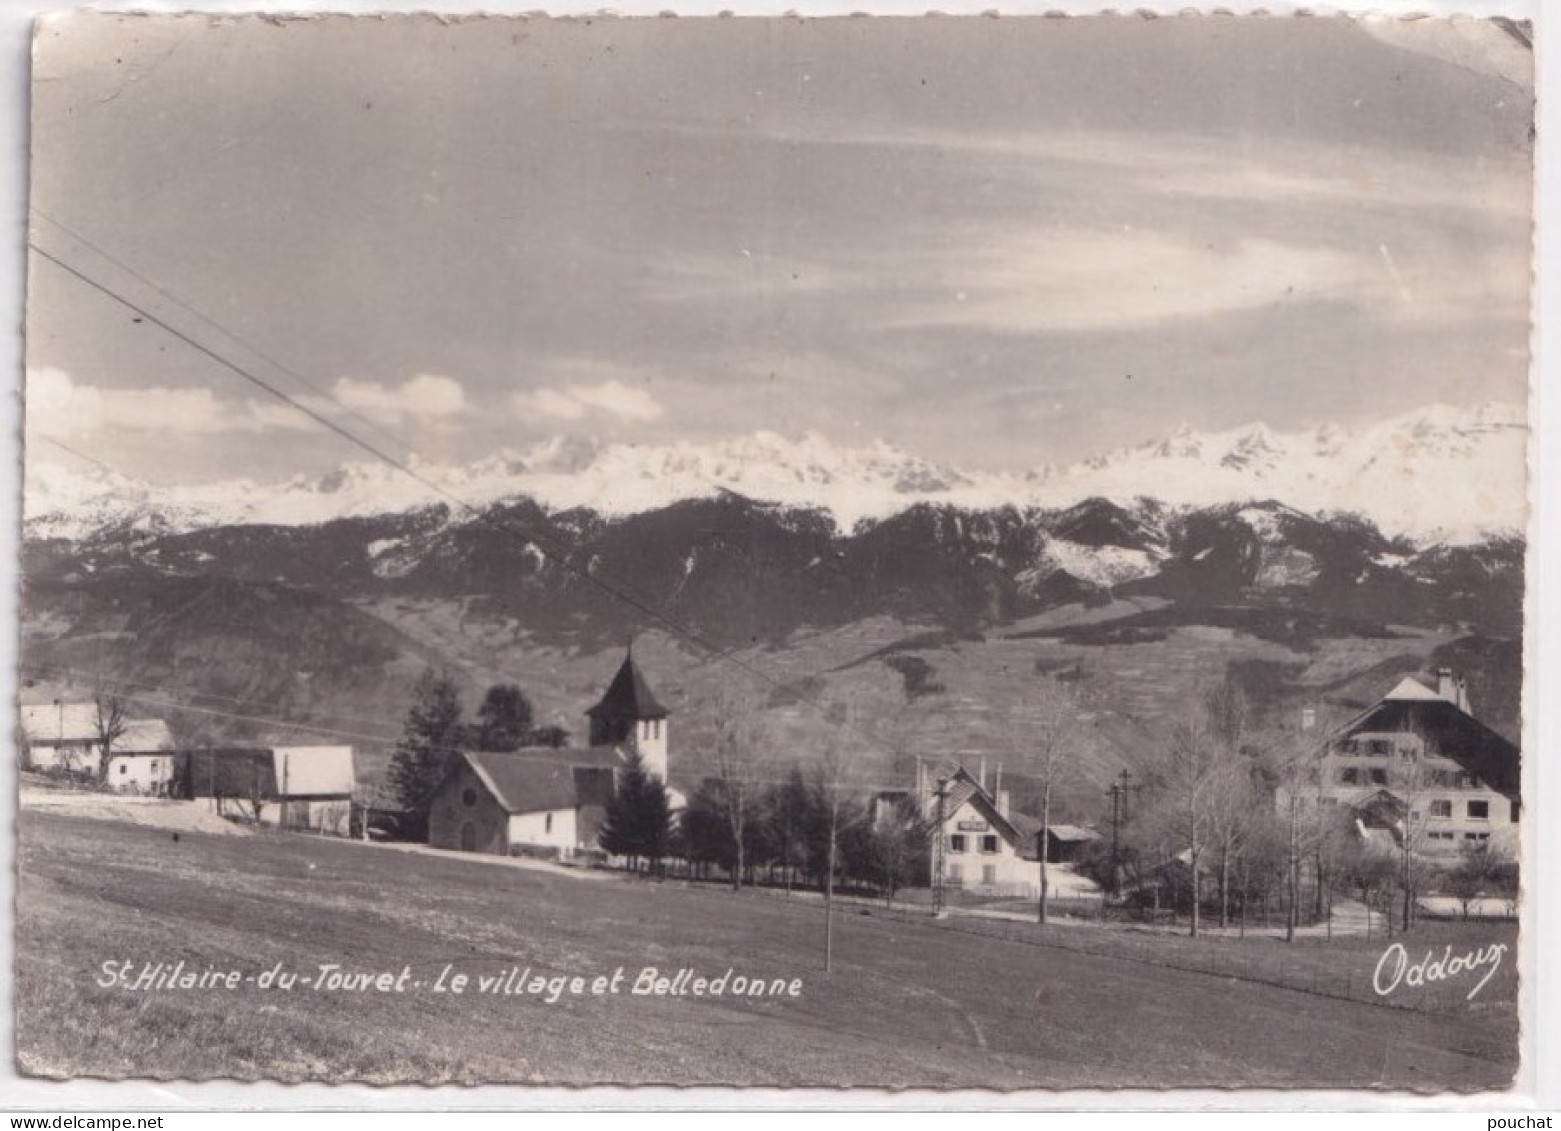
[931,778,949,919]
[1107,769,1135,896]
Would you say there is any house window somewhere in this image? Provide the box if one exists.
[1369,769,1388,786]
[947,864,963,885]
[1512,801,1521,823]
[1467,800,1490,820]
[982,865,997,885]
[1428,831,1455,842]
[545,813,553,834]
[1339,768,1359,785]
[980,835,1000,855]
[1465,832,1490,842]
[1430,800,1452,819]
[118,764,127,775]
[1368,740,1391,756]
[1338,739,1360,756]
[462,788,478,807]
[949,834,967,854]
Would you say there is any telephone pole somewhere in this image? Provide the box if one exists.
[1107,769,1138,896]
[931,778,949,919]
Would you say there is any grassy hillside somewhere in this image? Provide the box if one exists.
[16,810,1517,1088]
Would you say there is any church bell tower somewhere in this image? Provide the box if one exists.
[586,646,670,781]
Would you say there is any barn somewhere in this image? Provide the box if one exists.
[271,746,357,834]
[177,745,357,835]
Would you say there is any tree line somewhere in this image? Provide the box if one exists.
[1084,678,1519,940]
[601,756,932,904]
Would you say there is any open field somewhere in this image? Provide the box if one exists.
[16,809,1518,1090]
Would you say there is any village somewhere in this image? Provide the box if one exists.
[16,646,1521,939]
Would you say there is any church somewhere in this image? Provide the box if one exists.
[426,648,678,860]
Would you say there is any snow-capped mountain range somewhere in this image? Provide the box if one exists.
[23,401,1527,546]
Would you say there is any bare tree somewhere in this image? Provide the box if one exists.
[706,686,773,891]
[1161,709,1219,938]
[1203,683,1262,930]
[1388,720,1437,933]
[813,700,864,973]
[91,692,129,783]
[1018,680,1082,925]
[1261,715,1330,943]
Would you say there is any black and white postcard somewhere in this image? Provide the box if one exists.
[13,11,1535,1094]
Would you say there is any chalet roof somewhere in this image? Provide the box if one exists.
[19,704,172,752]
[115,719,175,753]
[1383,677,1445,702]
[20,702,99,743]
[941,766,1027,847]
[463,750,612,815]
[586,653,668,720]
[1339,696,1520,802]
[273,746,356,797]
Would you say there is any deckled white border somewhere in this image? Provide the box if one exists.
[0,0,1550,1115]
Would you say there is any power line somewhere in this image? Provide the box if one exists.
[26,664,410,739]
[26,240,905,762]
[29,208,416,458]
[78,689,400,748]
[31,433,118,475]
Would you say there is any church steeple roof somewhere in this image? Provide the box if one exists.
[586,649,668,720]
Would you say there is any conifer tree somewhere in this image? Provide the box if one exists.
[599,752,672,873]
[474,683,534,752]
[387,671,466,841]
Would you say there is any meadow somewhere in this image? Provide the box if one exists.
[15,809,1518,1090]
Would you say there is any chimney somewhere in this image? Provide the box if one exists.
[979,756,987,793]
[1300,707,1316,732]
[994,763,1003,799]
[1436,668,1457,703]
[1455,677,1472,715]
[996,789,1011,818]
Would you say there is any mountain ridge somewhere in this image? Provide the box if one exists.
[24,401,1526,546]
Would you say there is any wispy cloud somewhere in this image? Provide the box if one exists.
[890,231,1368,335]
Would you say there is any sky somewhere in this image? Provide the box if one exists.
[23,13,1535,485]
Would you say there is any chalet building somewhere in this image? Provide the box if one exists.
[428,649,678,860]
[1309,669,1520,859]
[178,745,358,834]
[915,763,1043,897]
[19,702,176,793]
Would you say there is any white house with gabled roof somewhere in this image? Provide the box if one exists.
[1309,669,1519,859]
